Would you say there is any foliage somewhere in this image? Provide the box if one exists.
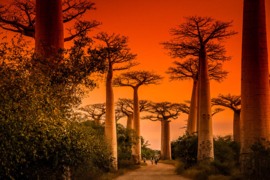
[214,136,240,165]
[243,141,270,180]
[0,37,112,180]
[117,124,137,162]
[171,132,198,168]
[0,69,113,180]
[172,133,241,179]
[141,137,155,159]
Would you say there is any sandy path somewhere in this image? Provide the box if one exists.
[115,160,191,180]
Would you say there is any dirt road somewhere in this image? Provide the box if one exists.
[115,160,191,180]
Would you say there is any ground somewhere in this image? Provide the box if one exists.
[116,160,191,180]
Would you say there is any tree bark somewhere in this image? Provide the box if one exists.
[197,45,214,162]
[187,79,198,134]
[126,115,133,129]
[241,0,270,169]
[35,0,64,58]
[105,62,118,170]
[132,87,141,163]
[233,110,241,143]
[160,120,165,159]
[164,120,171,160]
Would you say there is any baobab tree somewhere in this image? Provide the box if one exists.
[241,0,270,170]
[142,102,182,160]
[90,32,137,169]
[212,94,241,143]
[162,16,237,162]
[116,98,151,129]
[166,58,228,134]
[0,0,100,42]
[79,103,106,124]
[113,71,163,163]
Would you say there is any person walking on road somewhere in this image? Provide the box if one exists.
[151,157,153,165]
[155,156,158,165]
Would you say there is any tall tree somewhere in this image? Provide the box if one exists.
[113,71,163,163]
[241,0,270,170]
[116,98,151,129]
[91,32,137,169]
[142,102,182,160]
[0,0,100,42]
[167,58,227,134]
[163,16,237,162]
[212,94,241,142]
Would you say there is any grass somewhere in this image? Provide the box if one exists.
[170,160,243,180]
[159,159,179,166]
[100,161,147,180]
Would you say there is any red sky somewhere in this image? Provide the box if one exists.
[1,0,270,150]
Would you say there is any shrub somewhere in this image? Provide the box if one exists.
[171,132,198,168]
[243,141,270,180]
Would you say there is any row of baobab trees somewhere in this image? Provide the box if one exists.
[78,94,240,161]
[0,0,268,173]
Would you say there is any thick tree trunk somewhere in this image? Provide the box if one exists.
[105,63,118,170]
[126,115,133,129]
[132,87,141,163]
[187,79,198,134]
[241,0,270,169]
[35,0,64,58]
[160,120,171,160]
[160,120,165,159]
[233,110,241,143]
[197,46,214,162]
[164,120,171,160]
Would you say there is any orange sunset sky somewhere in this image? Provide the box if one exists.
[1,0,270,150]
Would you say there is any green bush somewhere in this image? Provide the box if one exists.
[117,124,137,162]
[243,142,270,180]
[214,136,240,165]
[0,36,112,180]
[171,132,198,168]
[211,160,232,176]
[141,137,155,159]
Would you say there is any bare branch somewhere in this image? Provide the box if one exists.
[166,58,228,82]
[211,94,241,111]
[113,70,164,88]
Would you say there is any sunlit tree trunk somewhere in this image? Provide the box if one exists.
[187,79,198,134]
[35,0,64,58]
[132,86,141,163]
[105,62,118,169]
[160,120,171,160]
[164,120,171,160]
[241,0,270,169]
[233,110,241,143]
[160,120,165,159]
[127,115,133,129]
[197,46,214,162]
